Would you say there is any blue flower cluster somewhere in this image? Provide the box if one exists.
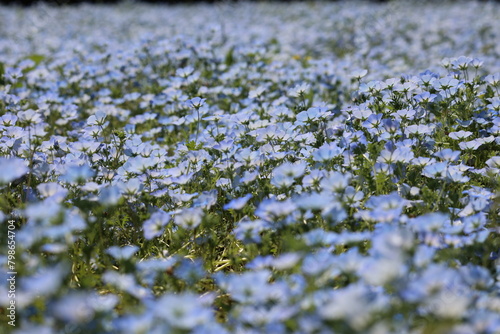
[1,2,500,333]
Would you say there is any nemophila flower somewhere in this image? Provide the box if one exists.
[359,80,382,94]
[487,97,500,112]
[81,124,103,138]
[98,185,122,206]
[61,163,94,184]
[193,190,218,209]
[414,91,437,104]
[185,149,211,165]
[239,169,260,184]
[192,322,230,334]
[381,118,401,135]
[12,323,59,334]
[271,161,307,187]
[485,156,500,169]
[302,169,325,189]
[0,113,18,126]
[413,245,437,268]
[485,73,500,85]
[30,208,86,242]
[296,106,330,123]
[350,69,368,80]
[136,257,178,285]
[121,156,157,174]
[322,200,348,225]
[234,217,268,244]
[5,66,23,82]
[54,292,117,323]
[174,207,203,229]
[433,76,462,97]
[434,148,461,162]
[20,264,68,299]
[72,138,101,154]
[107,245,139,260]
[318,172,350,193]
[271,173,294,188]
[362,113,383,130]
[103,271,151,300]
[255,198,296,221]
[40,243,67,254]
[377,146,413,164]
[359,256,406,286]
[411,156,436,167]
[449,130,473,140]
[349,105,373,121]
[213,138,234,153]
[113,313,154,334]
[216,269,272,304]
[171,172,195,186]
[460,265,493,289]
[117,178,143,198]
[318,283,389,330]
[408,212,449,233]
[37,182,68,202]
[249,125,283,143]
[300,249,338,277]
[224,194,252,210]
[422,161,448,178]
[458,138,485,151]
[0,157,28,184]
[188,97,206,109]
[234,147,261,165]
[86,110,107,126]
[176,258,206,285]
[342,186,364,204]
[458,187,493,217]
[451,56,473,71]
[237,305,295,329]
[25,199,62,225]
[371,228,414,258]
[248,86,268,100]
[270,253,301,271]
[81,181,101,193]
[293,192,334,212]
[356,192,406,223]
[423,286,471,319]
[312,142,344,162]
[462,213,487,234]
[268,105,294,119]
[215,177,231,188]
[17,109,42,124]
[288,83,311,97]
[176,66,195,78]
[406,124,435,136]
[154,293,214,329]
[445,165,470,183]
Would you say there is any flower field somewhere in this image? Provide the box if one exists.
[1,1,500,333]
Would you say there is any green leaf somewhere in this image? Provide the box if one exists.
[27,54,46,66]
[224,47,235,66]
[0,61,5,85]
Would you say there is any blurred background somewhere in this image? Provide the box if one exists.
[0,0,416,5]
[1,0,497,5]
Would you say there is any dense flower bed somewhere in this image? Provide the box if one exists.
[1,2,500,333]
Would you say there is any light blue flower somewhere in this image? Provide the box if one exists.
[224,194,252,210]
[0,157,28,184]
